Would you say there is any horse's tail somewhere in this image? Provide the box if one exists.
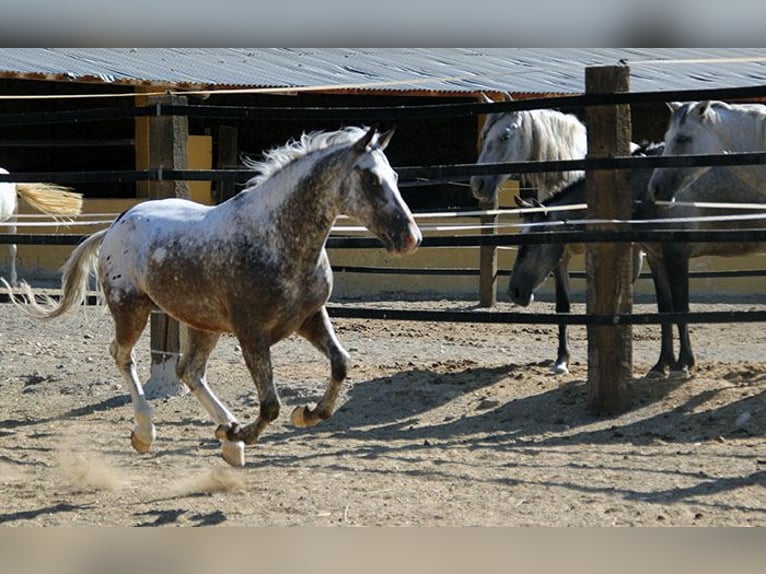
[3,229,108,320]
[15,183,83,216]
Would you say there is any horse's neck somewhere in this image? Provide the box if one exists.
[544,179,586,217]
[716,105,766,150]
[230,151,342,250]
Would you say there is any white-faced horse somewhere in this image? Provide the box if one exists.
[469,95,587,204]
[648,100,766,201]
[0,168,82,285]
[6,126,422,467]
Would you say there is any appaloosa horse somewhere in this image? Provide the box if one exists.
[6,126,422,467]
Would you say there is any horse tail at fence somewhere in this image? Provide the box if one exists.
[4,228,107,320]
[15,183,83,217]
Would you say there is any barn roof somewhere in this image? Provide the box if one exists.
[0,48,764,97]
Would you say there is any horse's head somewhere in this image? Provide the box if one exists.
[471,111,530,203]
[648,101,724,202]
[341,127,422,256]
[507,195,566,306]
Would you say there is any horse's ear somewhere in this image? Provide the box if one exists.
[353,127,377,153]
[514,195,535,209]
[667,101,683,113]
[501,92,514,102]
[479,93,494,104]
[696,101,714,118]
[377,126,396,150]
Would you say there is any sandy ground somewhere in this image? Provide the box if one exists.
[0,296,764,526]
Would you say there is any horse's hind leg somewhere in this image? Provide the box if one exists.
[552,259,571,375]
[291,307,350,427]
[218,329,278,447]
[176,328,245,467]
[108,296,156,453]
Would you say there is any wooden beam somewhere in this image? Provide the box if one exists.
[584,65,634,414]
[478,196,498,308]
[144,94,190,398]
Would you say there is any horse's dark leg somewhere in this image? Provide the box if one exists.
[645,252,675,378]
[221,334,279,447]
[176,329,244,467]
[107,293,155,453]
[291,307,350,427]
[665,246,694,377]
[551,254,571,375]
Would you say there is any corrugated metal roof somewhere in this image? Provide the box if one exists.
[0,48,764,95]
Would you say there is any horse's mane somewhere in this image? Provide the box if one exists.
[524,109,587,195]
[242,126,368,188]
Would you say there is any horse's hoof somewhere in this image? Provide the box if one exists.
[221,440,245,467]
[645,369,667,379]
[669,367,692,380]
[130,430,153,454]
[550,364,569,376]
[291,406,312,428]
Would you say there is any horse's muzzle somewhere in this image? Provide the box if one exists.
[508,285,534,307]
[470,177,493,202]
[386,223,422,256]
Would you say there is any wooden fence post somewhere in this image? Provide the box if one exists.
[144,94,190,399]
[584,65,634,413]
[479,197,498,307]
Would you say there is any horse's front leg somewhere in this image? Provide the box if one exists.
[666,247,694,377]
[551,256,571,375]
[291,307,350,427]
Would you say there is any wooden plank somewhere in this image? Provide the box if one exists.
[584,65,633,414]
[145,94,190,398]
[478,197,498,307]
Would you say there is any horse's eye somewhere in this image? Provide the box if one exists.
[363,170,381,188]
[675,135,690,144]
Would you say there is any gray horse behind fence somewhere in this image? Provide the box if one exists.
[4,126,422,467]
[509,141,766,378]
[507,143,657,375]
[469,98,592,374]
[469,95,587,203]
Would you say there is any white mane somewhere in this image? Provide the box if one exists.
[242,126,368,188]
[480,109,587,197]
[523,109,587,195]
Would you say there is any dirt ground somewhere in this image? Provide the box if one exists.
[0,296,764,527]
